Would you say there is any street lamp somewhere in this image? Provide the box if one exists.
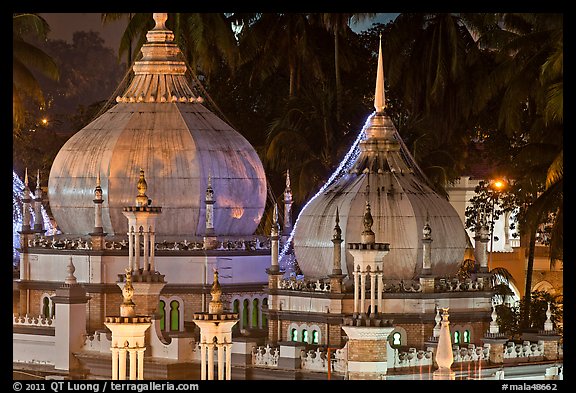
[488,178,507,268]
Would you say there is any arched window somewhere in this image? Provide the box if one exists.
[252,298,259,328]
[302,330,309,343]
[242,299,249,328]
[463,330,471,344]
[312,330,319,345]
[291,328,298,342]
[453,331,461,344]
[392,331,402,346]
[42,297,50,319]
[261,298,268,328]
[233,299,240,314]
[170,300,180,331]
[159,300,166,331]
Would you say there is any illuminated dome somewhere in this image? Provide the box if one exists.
[48,13,266,239]
[292,40,468,280]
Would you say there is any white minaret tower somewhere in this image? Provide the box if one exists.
[203,174,218,250]
[282,169,293,239]
[21,168,33,233]
[192,269,239,380]
[105,268,152,380]
[89,172,107,250]
[347,184,389,317]
[33,169,45,233]
[433,307,456,380]
[122,169,162,274]
[328,207,346,293]
[419,212,435,292]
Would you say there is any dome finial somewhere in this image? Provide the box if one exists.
[24,168,29,187]
[136,168,149,207]
[374,33,386,113]
[333,206,342,240]
[153,13,168,30]
[209,268,224,314]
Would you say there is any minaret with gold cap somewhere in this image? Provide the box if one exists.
[341,36,395,381]
[105,268,152,380]
[328,207,346,293]
[89,172,107,250]
[120,169,165,318]
[19,168,35,250]
[33,169,45,234]
[282,169,293,241]
[192,269,239,380]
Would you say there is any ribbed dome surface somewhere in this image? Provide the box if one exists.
[293,112,468,280]
[47,14,266,239]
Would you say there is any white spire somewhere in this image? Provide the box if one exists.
[24,168,29,187]
[374,34,386,113]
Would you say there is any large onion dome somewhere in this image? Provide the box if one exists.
[48,13,266,239]
[292,39,468,280]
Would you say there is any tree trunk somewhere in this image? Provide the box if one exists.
[334,31,341,123]
[522,226,537,329]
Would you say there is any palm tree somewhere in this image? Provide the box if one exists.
[471,13,563,329]
[239,13,326,98]
[13,13,59,132]
[312,13,376,121]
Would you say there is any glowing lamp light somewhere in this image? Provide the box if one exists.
[41,118,48,126]
[231,207,244,219]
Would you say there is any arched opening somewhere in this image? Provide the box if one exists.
[242,299,249,328]
[463,329,471,344]
[42,297,50,319]
[252,298,259,328]
[392,331,402,346]
[291,328,298,342]
[159,300,166,331]
[453,330,461,344]
[312,330,319,345]
[170,300,180,331]
[302,329,309,343]
[261,298,268,328]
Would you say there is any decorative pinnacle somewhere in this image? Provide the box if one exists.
[36,169,40,191]
[152,13,168,30]
[423,211,432,240]
[24,168,29,187]
[362,184,375,240]
[271,203,280,235]
[333,206,342,240]
[286,169,291,190]
[64,257,77,285]
[136,169,149,206]
[96,171,101,187]
[209,268,224,314]
[122,268,135,306]
[206,174,214,201]
[374,33,386,113]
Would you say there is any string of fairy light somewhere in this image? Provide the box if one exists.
[278,112,374,272]
[13,170,57,264]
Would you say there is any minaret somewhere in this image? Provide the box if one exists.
[52,257,90,373]
[192,269,239,380]
[33,169,45,233]
[282,169,293,240]
[89,172,107,250]
[203,174,218,250]
[328,207,346,293]
[105,268,152,380]
[266,203,285,344]
[19,168,34,237]
[347,184,389,318]
[433,308,455,380]
[419,212,435,293]
[121,169,165,318]
[482,301,508,365]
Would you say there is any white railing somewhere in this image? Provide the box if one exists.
[391,348,433,369]
[13,313,55,327]
[452,344,489,363]
[503,341,544,360]
[252,345,279,367]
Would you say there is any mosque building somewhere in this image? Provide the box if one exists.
[13,13,562,380]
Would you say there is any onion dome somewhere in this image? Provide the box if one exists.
[292,37,468,280]
[48,13,266,239]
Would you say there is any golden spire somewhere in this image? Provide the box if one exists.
[136,169,148,207]
[374,33,386,113]
[209,268,224,314]
[120,268,136,317]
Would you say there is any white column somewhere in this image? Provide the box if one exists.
[128,228,134,270]
[360,272,366,314]
[129,348,137,380]
[134,227,141,271]
[217,343,224,380]
[370,272,376,315]
[377,272,383,314]
[143,229,149,272]
[118,348,127,380]
[111,347,119,380]
[353,270,359,314]
[137,348,145,380]
[225,344,232,380]
[95,203,102,229]
[149,231,156,272]
[207,343,215,380]
[200,343,207,380]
